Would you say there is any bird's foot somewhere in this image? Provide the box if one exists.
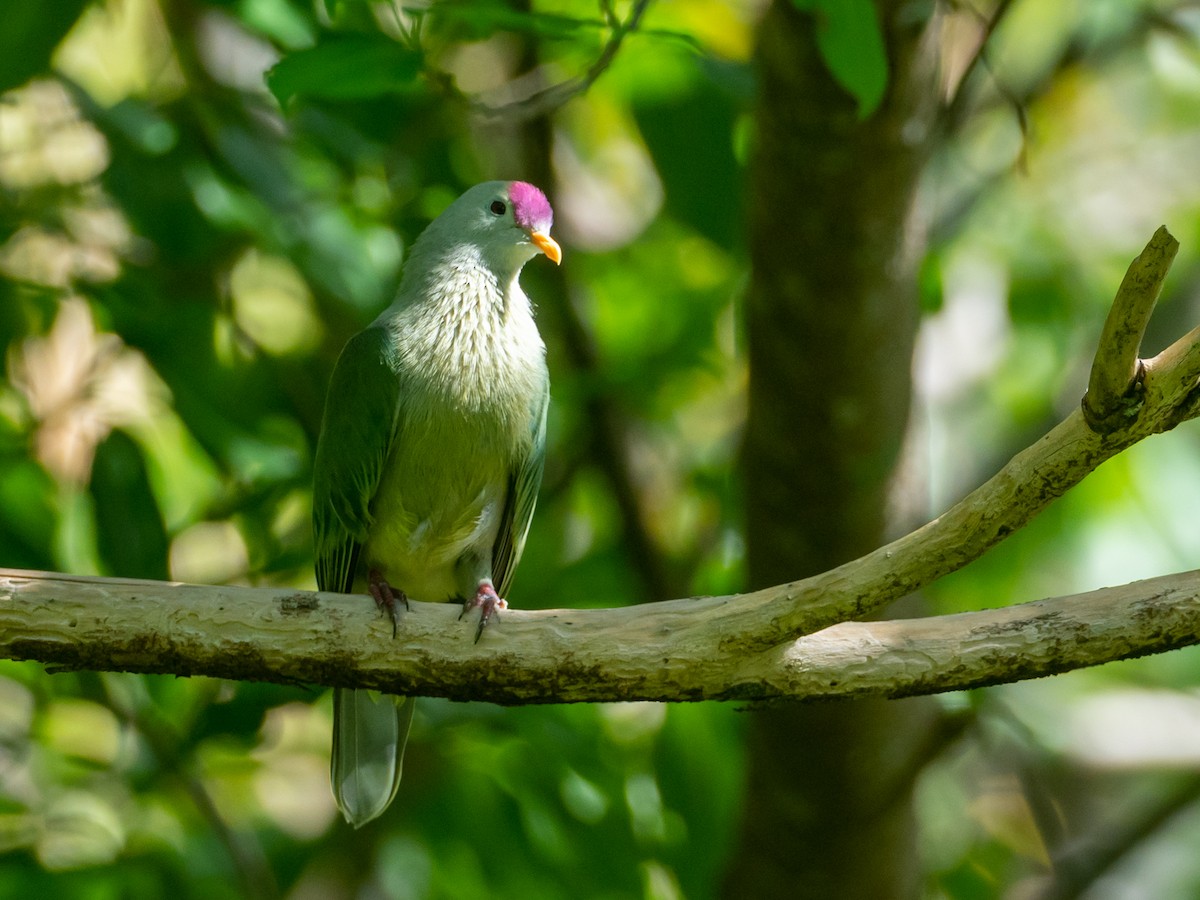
[368,569,409,638]
[459,579,507,643]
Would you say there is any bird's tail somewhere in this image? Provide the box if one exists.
[331,688,415,828]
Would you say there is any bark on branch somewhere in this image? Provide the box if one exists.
[1,566,1199,704]
[1,229,1198,704]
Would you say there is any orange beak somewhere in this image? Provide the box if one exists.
[530,231,562,265]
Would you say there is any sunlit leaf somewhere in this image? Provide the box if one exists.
[428,1,603,41]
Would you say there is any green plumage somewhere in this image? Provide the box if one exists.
[313,181,556,827]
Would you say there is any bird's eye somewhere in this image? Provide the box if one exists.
[489,200,507,216]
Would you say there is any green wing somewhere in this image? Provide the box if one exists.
[312,325,401,594]
[491,374,549,597]
[315,326,411,831]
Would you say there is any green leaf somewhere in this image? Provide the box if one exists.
[633,72,745,249]
[265,34,423,108]
[792,0,889,118]
[0,456,57,570]
[0,0,91,93]
[90,430,169,580]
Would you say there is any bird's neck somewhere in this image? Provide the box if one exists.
[395,239,528,326]
[377,239,544,412]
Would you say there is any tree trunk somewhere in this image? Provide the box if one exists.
[727,2,939,896]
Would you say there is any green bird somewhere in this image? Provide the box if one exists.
[312,181,560,828]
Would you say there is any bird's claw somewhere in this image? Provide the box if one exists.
[368,570,408,639]
[459,580,507,643]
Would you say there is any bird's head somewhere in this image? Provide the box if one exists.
[427,181,562,273]
[506,181,562,265]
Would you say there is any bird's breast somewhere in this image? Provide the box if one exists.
[361,309,546,602]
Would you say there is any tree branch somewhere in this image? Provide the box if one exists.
[1083,224,1179,430]
[1,566,1198,704]
[1,229,1198,704]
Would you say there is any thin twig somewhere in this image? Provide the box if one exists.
[466,0,653,122]
[1040,774,1200,900]
[941,0,1019,131]
[100,676,279,900]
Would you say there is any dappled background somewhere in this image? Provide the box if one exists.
[2,1,1200,897]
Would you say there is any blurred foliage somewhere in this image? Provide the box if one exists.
[1,0,1199,898]
[789,0,888,117]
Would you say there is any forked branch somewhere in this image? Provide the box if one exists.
[1,229,1198,704]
